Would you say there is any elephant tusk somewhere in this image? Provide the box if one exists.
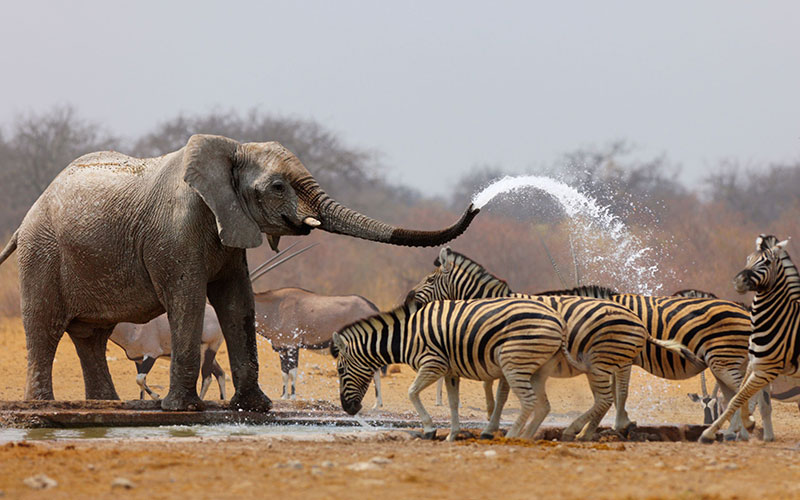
[267,234,281,253]
[303,217,321,227]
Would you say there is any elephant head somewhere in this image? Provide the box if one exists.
[183,134,479,250]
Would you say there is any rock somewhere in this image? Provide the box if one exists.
[23,474,57,490]
[673,465,689,472]
[483,450,497,458]
[347,462,380,471]
[320,461,335,468]
[111,478,136,490]
[274,460,303,470]
[369,457,392,465]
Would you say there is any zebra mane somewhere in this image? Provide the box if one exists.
[446,250,511,291]
[333,300,419,349]
[535,284,619,298]
[760,234,799,301]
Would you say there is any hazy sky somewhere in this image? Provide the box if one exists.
[2,1,798,196]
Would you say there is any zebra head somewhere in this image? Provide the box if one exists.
[407,247,458,305]
[407,247,510,305]
[331,331,374,415]
[734,235,789,294]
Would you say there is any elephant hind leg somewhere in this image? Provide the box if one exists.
[69,327,120,400]
[23,319,64,400]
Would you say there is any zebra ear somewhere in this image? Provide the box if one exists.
[332,332,347,356]
[439,247,454,273]
[776,239,789,250]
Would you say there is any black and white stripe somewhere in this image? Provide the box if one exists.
[700,234,799,442]
[332,298,565,441]
[409,247,695,440]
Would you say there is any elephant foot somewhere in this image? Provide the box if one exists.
[230,388,272,413]
[161,390,204,411]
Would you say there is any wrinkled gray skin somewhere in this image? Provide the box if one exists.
[111,304,226,401]
[254,287,383,405]
[0,134,478,411]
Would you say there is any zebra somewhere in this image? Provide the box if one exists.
[409,247,771,441]
[408,248,699,440]
[536,278,774,441]
[699,235,798,443]
[331,297,566,441]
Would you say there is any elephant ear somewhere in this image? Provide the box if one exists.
[183,134,263,249]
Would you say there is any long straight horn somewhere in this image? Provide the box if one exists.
[250,243,319,283]
[537,229,567,288]
[568,234,581,286]
[249,241,301,278]
[700,371,709,398]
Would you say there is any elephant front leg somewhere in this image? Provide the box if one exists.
[161,291,206,411]
[207,253,271,412]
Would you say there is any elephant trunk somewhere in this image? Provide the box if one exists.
[293,176,479,247]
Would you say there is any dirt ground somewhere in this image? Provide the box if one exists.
[2,316,800,499]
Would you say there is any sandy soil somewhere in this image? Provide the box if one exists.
[2,316,800,499]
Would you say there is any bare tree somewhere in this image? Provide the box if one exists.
[0,106,118,234]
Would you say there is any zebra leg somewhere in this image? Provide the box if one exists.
[700,368,775,443]
[503,370,538,439]
[445,375,462,442]
[435,377,444,406]
[520,358,557,440]
[371,370,383,410]
[136,356,159,400]
[738,363,756,432]
[408,365,447,439]
[613,364,634,432]
[481,377,509,439]
[716,382,748,441]
[758,389,774,442]
[563,366,614,441]
[483,380,495,420]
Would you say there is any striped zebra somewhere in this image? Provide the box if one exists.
[700,235,799,443]
[331,298,566,441]
[410,247,771,440]
[409,248,697,440]
[537,279,774,441]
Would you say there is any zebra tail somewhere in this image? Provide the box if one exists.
[0,230,18,267]
[647,337,704,367]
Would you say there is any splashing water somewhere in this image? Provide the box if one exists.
[472,175,665,294]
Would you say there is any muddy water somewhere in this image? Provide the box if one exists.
[0,423,398,443]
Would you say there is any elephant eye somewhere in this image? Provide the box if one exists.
[271,181,286,193]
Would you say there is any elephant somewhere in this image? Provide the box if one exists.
[0,134,479,411]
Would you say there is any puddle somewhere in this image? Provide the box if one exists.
[0,423,394,443]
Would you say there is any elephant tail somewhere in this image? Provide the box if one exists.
[0,230,17,267]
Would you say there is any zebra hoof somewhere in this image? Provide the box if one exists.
[479,433,495,440]
[698,434,716,444]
